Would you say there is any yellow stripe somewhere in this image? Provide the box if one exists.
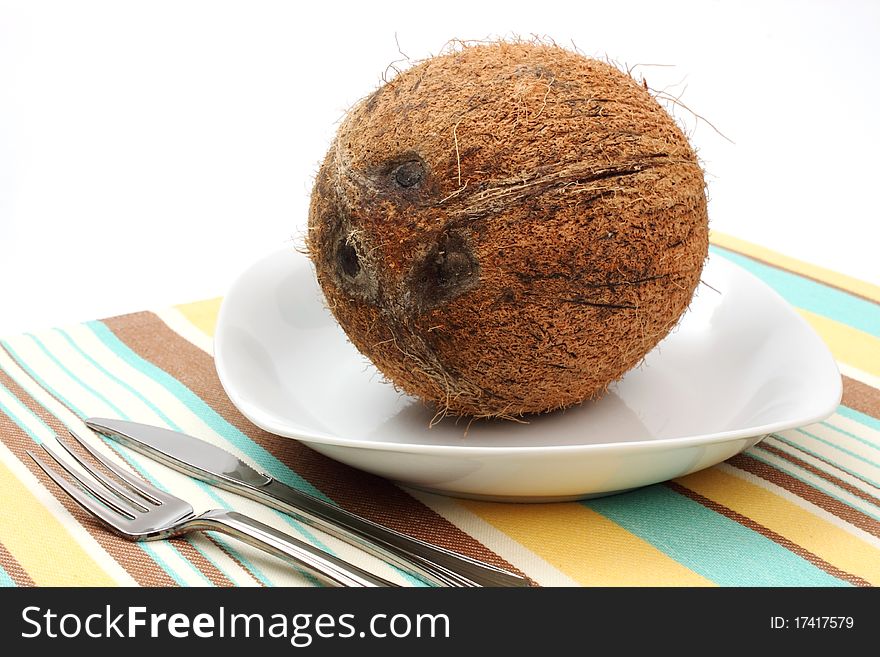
[797,309,880,377]
[710,231,880,302]
[0,460,116,586]
[460,500,712,586]
[409,492,581,585]
[173,297,222,337]
[676,468,880,585]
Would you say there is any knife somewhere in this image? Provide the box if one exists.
[85,417,531,587]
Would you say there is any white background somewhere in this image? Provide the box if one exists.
[1,0,877,337]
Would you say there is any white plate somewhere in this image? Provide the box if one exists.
[214,249,841,502]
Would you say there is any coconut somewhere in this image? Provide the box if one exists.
[307,41,708,418]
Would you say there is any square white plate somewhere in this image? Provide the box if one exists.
[214,249,841,501]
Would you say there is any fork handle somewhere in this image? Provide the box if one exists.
[190,510,396,587]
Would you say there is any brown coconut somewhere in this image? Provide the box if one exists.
[307,41,708,418]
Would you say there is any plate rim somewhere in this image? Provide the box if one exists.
[214,249,842,458]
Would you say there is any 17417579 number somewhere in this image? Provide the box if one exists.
[770,617,854,630]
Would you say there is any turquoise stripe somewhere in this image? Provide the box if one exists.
[821,419,880,454]
[711,246,880,337]
[85,320,426,586]
[584,485,850,586]
[0,564,15,587]
[86,320,328,499]
[837,405,880,433]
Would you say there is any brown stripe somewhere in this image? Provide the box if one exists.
[842,375,880,420]
[712,243,879,305]
[756,441,880,506]
[171,536,259,588]
[0,355,231,587]
[103,311,526,578]
[201,535,267,587]
[667,481,870,586]
[163,538,233,588]
[727,452,880,538]
[0,541,36,587]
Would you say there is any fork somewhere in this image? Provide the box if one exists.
[28,430,396,587]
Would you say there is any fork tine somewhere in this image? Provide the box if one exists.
[37,441,143,519]
[53,434,150,513]
[27,448,135,529]
[67,427,169,505]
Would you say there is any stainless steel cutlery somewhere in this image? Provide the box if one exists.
[34,417,531,587]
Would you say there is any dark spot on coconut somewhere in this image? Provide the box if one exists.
[328,229,378,302]
[435,251,471,286]
[412,231,479,308]
[338,240,360,278]
[367,152,435,204]
[393,160,423,188]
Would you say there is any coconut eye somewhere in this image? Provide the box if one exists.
[330,231,377,301]
[412,231,479,307]
[338,240,360,278]
[393,160,424,188]
[432,250,473,288]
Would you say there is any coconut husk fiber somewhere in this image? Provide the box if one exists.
[307,41,709,419]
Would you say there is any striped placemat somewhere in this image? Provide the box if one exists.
[1,232,877,587]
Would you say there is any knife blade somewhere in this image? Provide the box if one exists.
[85,417,531,587]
